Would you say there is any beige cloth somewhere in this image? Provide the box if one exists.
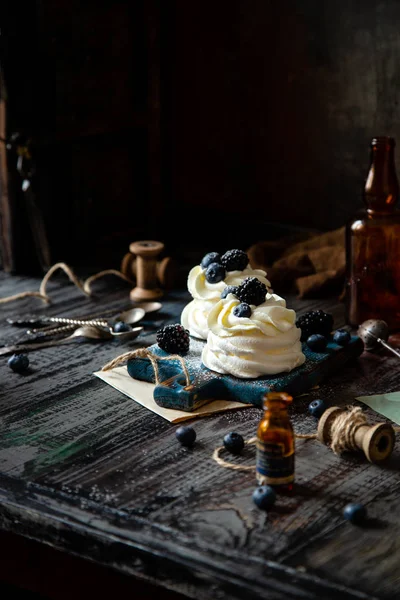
[247,227,346,299]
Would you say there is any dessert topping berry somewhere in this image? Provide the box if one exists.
[156,324,190,354]
[333,329,351,346]
[205,262,226,284]
[233,303,252,318]
[236,277,267,306]
[221,285,239,299]
[296,309,334,342]
[201,252,221,270]
[221,249,249,272]
[306,334,328,352]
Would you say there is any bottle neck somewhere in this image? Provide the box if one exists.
[364,137,399,214]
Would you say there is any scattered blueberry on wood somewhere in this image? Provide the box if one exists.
[8,353,29,373]
[175,425,196,447]
[252,485,277,510]
[333,329,351,346]
[113,321,132,333]
[343,502,367,525]
[308,399,326,418]
[223,431,245,454]
[306,334,328,352]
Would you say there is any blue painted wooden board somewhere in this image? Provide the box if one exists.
[127,334,364,412]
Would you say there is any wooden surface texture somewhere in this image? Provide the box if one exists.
[1,270,400,600]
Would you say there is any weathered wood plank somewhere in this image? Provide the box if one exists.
[0,270,399,600]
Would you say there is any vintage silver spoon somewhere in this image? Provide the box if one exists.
[357,319,400,358]
[26,307,147,336]
[0,325,143,356]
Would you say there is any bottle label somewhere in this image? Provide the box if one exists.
[256,440,294,485]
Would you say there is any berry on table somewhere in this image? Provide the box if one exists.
[205,262,226,284]
[308,399,326,418]
[306,334,328,352]
[223,431,245,454]
[8,353,29,373]
[252,485,277,510]
[113,321,132,333]
[201,252,221,270]
[233,303,252,318]
[333,329,351,346]
[296,310,334,342]
[221,285,239,299]
[156,324,190,354]
[175,425,196,447]
[343,502,367,525]
[221,249,249,272]
[237,277,267,306]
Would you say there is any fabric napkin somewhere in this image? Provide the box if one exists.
[356,392,400,425]
[94,366,253,423]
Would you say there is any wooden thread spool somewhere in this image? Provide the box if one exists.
[317,406,395,464]
[121,240,175,301]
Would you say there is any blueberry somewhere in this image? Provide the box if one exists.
[343,502,367,525]
[223,431,245,454]
[233,303,252,318]
[201,252,221,269]
[8,353,29,373]
[252,485,277,510]
[205,262,226,284]
[113,321,132,333]
[175,425,196,447]
[221,285,239,299]
[306,334,328,352]
[333,329,351,346]
[308,399,326,418]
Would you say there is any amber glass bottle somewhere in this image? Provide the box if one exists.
[345,136,400,331]
[256,392,295,489]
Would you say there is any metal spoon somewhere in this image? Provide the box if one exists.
[0,325,143,356]
[26,307,146,336]
[357,319,400,359]
[128,301,162,314]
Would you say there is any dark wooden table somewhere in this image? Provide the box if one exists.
[1,270,400,600]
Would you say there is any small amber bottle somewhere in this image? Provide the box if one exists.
[256,392,295,489]
[345,136,400,331]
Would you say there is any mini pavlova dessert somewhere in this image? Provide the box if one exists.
[181,249,271,340]
[201,276,306,378]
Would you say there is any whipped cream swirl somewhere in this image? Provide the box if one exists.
[201,293,305,378]
[181,264,271,339]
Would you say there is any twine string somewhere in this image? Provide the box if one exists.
[101,347,191,387]
[0,262,134,305]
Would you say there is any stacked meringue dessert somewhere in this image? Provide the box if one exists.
[181,249,271,340]
[181,249,306,379]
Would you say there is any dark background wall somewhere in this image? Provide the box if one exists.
[1,0,400,273]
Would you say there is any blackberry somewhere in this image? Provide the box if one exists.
[156,324,190,354]
[296,309,334,342]
[236,277,267,306]
[221,249,249,272]
[201,252,221,269]
[221,285,239,299]
[205,262,226,284]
